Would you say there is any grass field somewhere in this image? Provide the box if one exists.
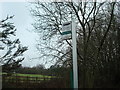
[1,72,55,78]
[2,72,59,88]
[2,72,57,82]
[12,73,53,78]
[2,72,57,88]
[2,72,65,88]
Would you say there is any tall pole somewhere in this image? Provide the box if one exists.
[72,20,78,89]
[70,1,78,88]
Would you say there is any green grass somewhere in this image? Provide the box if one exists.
[2,72,56,82]
[12,73,53,78]
[0,72,6,75]
[2,72,56,79]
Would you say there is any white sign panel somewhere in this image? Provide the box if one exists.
[62,21,72,32]
[61,21,72,39]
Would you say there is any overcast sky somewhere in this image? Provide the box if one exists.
[0,2,45,67]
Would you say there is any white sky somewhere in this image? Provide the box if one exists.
[0,0,118,2]
[0,2,45,67]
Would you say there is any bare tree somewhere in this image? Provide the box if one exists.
[30,1,117,87]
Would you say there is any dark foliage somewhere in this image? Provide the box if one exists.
[0,16,28,73]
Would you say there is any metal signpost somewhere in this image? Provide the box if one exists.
[62,21,78,89]
[71,20,78,89]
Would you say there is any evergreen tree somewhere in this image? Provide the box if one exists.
[0,16,28,73]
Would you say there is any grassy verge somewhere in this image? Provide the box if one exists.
[2,72,57,81]
[13,73,52,78]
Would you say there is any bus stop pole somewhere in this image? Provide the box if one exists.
[72,20,78,89]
